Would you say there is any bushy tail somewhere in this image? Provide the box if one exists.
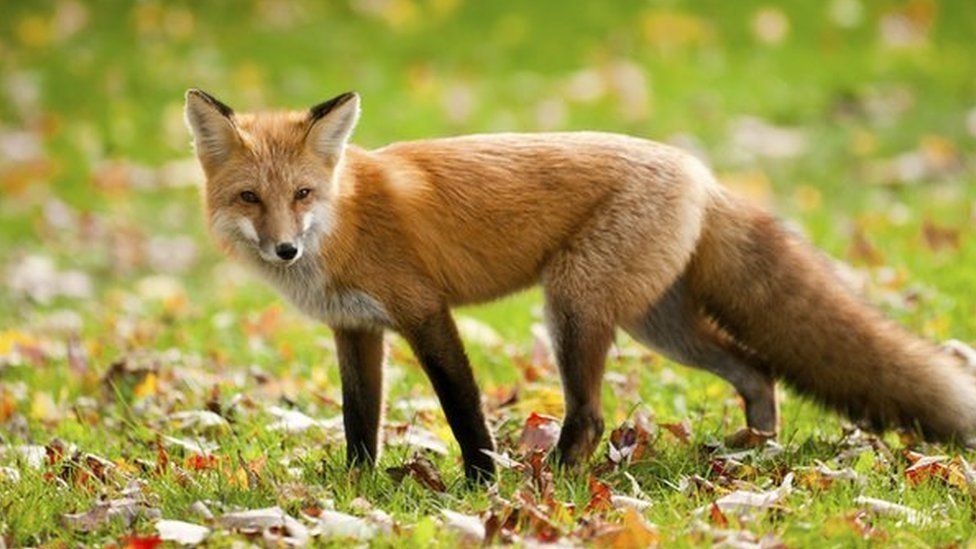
[687,189,976,440]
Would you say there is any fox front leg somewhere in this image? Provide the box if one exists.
[399,308,496,483]
[335,328,385,467]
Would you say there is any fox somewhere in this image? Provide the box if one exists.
[184,89,976,482]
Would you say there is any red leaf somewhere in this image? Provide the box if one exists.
[709,502,729,528]
[123,535,163,549]
[585,476,614,515]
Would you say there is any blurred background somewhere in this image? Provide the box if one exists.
[1,0,975,387]
[0,1,975,543]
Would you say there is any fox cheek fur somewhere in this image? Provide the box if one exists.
[186,88,976,485]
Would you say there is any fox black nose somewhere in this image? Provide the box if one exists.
[275,243,298,260]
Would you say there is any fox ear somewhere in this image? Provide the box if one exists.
[306,92,360,165]
[184,89,239,171]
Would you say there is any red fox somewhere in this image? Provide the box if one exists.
[185,89,976,482]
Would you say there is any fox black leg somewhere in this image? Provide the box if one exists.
[335,327,386,467]
[400,307,496,483]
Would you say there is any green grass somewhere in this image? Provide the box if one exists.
[2,0,976,546]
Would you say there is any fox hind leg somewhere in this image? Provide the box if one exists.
[625,278,778,433]
[544,294,615,467]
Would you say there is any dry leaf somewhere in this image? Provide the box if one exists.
[518,412,561,454]
[585,476,614,514]
[697,473,793,515]
[440,509,486,543]
[156,519,210,545]
[659,420,692,445]
[62,497,160,532]
[592,507,660,548]
[854,496,927,525]
[311,510,377,540]
[386,452,447,492]
[218,506,309,546]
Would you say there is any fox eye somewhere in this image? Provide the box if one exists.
[240,191,260,204]
[294,188,312,201]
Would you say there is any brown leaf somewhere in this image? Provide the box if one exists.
[518,412,561,454]
[607,419,654,465]
[921,219,960,252]
[62,497,160,532]
[848,226,884,265]
[845,510,888,541]
[386,452,446,492]
[658,420,692,445]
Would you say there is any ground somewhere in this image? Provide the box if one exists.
[1,0,976,546]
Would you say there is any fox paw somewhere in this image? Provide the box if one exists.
[554,411,604,468]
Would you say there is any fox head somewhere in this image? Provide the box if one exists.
[184,89,360,266]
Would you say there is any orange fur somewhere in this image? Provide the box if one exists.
[186,90,976,478]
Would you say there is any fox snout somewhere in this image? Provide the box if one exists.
[211,208,322,267]
[275,242,299,261]
[240,214,311,265]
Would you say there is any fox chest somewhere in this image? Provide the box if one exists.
[259,262,392,329]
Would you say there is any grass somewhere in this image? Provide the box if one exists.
[2,0,976,546]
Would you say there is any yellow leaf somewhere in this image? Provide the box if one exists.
[793,185,822,212]
[596,508,660,548]
[134,373,158,399]
[0,330,34,356]
[641,9,709,51]
[229,466,249,489]
[31,392,60,422]
[17,15,52,47]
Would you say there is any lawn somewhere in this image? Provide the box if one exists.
[2,0,976,546]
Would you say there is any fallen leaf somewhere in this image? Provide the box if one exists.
[697,473,793,515]
[386,452,446,492]
[592,507,660,548]
[122,534,162,549]
[854,496,927,525]
[844,510,888,541]
[385,424,448,455]
[134,372,158,399]
[218,506,309,546]
[709,502,729,528]
[311,510,377,541]
[658,420,693,445]
[168,410,229,433]
[518,412,561,454]
[267,405,343,435]
[921,219,960,252]
[610,495,653,511]
[607,420,653,465]
[156,519,210,545]
[62,497,160,532]
[586,476,614,514]
[480,449,525,471]
[162,435,217,455]
[904,453,949,486]
[440,509,485,543]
